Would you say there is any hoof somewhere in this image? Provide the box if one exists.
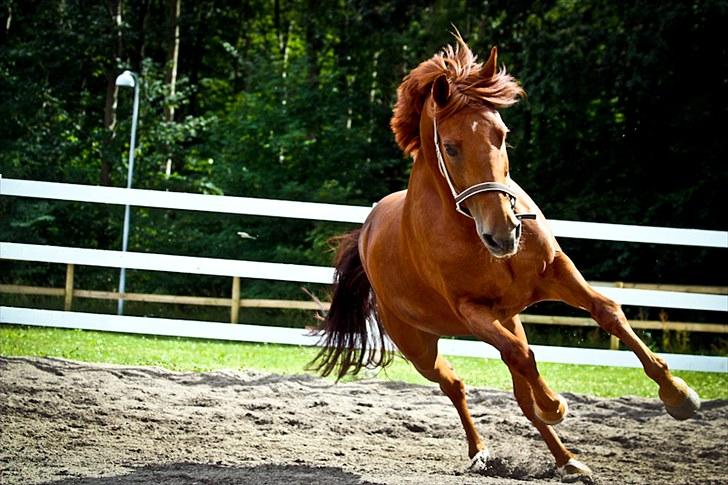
[535,394,568,425]
[556,458,593,483]
[661,377,701,420]
[468,448,492,472]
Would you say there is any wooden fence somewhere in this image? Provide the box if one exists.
[1,270,726,346]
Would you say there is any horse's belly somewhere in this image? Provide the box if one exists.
[379,282,470,336]
[367,258,537,337]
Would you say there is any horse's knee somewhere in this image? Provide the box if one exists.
[592,299,626,335]
[500,343,536,378]
[440,376,466,402]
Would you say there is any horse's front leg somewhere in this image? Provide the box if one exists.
[541,252,701,419]
[500,316,593,481]
[459,303,568,425]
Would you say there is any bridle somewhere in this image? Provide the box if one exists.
[433,114,537,222]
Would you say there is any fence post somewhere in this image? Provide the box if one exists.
[64,263,75,311]
[230,276,240,323]
[610,334,619,350]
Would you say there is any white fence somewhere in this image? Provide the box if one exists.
[2,242,726,312]
[3,177,726,246]
[1,176,727,372]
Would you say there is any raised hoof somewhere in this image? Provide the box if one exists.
[661,377,701,420]
[556,458,594,484]
[467,448,492,472]
[535,394,568,425]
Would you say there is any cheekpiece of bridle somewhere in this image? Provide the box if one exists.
[433,115,537,222]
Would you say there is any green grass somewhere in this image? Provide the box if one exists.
[1,324,726,399]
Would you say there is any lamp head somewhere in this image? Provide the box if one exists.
[115,70,137,88]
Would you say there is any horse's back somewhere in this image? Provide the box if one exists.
[359,190,407,267]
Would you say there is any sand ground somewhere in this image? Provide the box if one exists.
[1,356,726,484]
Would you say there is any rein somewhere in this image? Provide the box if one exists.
[433,115,536,221]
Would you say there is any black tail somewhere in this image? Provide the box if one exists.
[309,229,392,380]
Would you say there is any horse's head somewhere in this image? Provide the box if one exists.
[391,36,526,257]
[429,46,529,258]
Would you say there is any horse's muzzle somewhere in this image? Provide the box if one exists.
[480,224,520,258]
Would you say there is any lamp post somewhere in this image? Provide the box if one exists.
[115,70,140,315]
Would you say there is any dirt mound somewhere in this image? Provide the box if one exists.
[1,356,726,484]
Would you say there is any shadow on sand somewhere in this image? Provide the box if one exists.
[42,462,382,485]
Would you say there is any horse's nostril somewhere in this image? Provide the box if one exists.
[483,233,500,249]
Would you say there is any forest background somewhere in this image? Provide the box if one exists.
[1,1,726,352]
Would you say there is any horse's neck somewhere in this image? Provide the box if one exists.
[403,144,470,235]
[405,150,442,207]
[405,113,448,203]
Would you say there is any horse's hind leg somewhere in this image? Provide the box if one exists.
[418,354,488,464]
[543,252,700,419]
[380,311,487,464]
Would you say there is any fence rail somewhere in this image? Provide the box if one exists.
[1,306,725,372]
[1,177,727,372]
[2,177,727,247]
[3,242,726,312]
[2,283,726,335]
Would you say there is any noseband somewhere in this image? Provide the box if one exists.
[433,116,536,222]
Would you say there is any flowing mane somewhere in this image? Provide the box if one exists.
[391,35,525,157]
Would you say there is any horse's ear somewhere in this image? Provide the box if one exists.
[432,74,450,108]
[482,46,498,79]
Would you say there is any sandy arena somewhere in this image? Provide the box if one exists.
[0,356,726,484]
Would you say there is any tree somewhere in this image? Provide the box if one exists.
[1,0,725,299]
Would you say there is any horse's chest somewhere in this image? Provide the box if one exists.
[453,260,542,314]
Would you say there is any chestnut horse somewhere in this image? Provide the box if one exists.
[312,35,700,481]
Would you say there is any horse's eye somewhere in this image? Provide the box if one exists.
[445,145,458,157]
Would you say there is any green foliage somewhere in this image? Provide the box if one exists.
[500,0,728,285]
[0,1,725,339]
